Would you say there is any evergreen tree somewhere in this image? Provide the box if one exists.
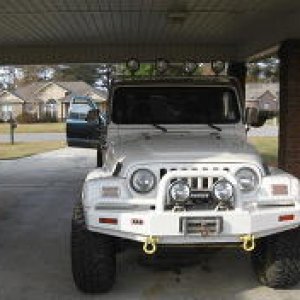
[53,64,100,85]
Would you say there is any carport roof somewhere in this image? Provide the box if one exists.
[0,0,299,64]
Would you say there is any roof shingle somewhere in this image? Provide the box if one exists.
[14,81,107,102]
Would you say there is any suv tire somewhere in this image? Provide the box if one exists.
[251,228,300,288]
[71,202,116,293]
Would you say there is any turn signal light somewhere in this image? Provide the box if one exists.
[101,186,120,198]
[278,214,295,222]
[272,184,288,195]
[99,218,118,225]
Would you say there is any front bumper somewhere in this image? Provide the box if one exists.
[84,169,300,245]
[86,206,300,244]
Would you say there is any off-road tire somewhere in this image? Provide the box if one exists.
[71,202,116,293]
[251,228,300,288]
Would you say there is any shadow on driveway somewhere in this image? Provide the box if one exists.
[0,148,298,300]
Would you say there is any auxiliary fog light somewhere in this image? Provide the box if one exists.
[211,61,225,75]
[212,179,234,202]
[169,180,191,204]
[155,58,169,74]
[126,58,140,74]
[184,61,198,74]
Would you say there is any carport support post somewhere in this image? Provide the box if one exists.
[278,40,300,176]
[227,62,247,108]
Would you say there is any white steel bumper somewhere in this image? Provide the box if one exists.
[84,170,300,245]
[86,207,300,244]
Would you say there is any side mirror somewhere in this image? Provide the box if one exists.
[245,107,268,128]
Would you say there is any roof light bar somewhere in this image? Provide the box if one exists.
[211,61,226,75]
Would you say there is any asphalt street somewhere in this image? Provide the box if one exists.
[0,147,299,299]
[0,132,65,142]
[0,126,278,143]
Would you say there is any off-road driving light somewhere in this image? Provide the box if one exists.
[155,58,169,74]
[211,61,225,75]
[212,179,234,202]
[169,180,191,203]
[126,58,140,74]
[184,61,198,74]
[235,167,259,192]
[131,169,156,193]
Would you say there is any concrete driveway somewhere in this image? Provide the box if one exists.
[0,148,299,300]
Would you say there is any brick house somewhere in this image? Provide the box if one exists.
[0,90,25,121]
[0,81,107,121]
[246,83,279,113]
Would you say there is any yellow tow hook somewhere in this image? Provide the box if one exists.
[240,234,256,252]
[143,236,159,255]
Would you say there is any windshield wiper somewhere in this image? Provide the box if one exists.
[152,124,167,133]
[207,123,222,132]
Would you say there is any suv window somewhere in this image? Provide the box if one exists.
[112,86,240,124]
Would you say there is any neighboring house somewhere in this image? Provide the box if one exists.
[246,83,279,113]
[0,90,25,121]
[0,81,107,121]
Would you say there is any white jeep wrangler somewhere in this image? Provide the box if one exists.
[67,75,300,293]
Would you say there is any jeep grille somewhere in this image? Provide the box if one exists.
[160,166,232,210]
[160,166,230,189]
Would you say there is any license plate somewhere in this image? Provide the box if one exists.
[180,217,223,236]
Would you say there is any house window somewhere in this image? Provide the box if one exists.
[1,104,13,112]
[45,99,58,119]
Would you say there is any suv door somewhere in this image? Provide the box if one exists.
[66,96,106,148]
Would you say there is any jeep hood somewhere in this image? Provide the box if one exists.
[105,132,263,169]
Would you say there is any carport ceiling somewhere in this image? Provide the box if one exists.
[0,0,300,64]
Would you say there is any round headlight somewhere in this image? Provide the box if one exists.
[169,180,191,203]
[212,179,234,202]
[131,169,156,193]
[235,167,259,192]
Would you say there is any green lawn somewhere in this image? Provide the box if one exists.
[248,137,278,166]
[0,141,66,159]
[0,122,65,134]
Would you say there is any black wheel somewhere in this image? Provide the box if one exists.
[251,228,300,288]
[71,202,116,293]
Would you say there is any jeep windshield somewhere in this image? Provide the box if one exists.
[112,86,240,125]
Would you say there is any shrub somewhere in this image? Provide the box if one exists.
[39,114,58,123]
[16,112,38,123]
